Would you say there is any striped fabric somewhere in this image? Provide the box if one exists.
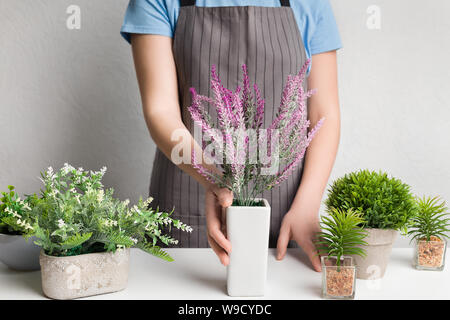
[150,1,307,248]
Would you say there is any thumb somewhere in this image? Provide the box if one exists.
[276,222,291,260]
[215,188,233,208]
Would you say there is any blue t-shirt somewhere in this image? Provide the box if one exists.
[121,0,342,62]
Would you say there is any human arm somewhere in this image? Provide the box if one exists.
[276,51,341,272]
[131,34,232,264]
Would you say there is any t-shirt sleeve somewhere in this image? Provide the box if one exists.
[309,0,342,55]
[120,0,173,44]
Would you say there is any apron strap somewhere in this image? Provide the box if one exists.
[180,0,196,7]
[179,0,291,7]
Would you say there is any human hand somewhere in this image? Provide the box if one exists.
[276,207,322,272]
[205,186,233,266]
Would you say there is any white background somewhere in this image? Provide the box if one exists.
[1,0,449,247]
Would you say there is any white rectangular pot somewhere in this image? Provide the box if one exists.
[40,248,130,299]
[226,198,270,297]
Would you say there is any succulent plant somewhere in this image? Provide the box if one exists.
[315,208,368,267]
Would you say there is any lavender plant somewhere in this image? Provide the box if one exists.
[189,60,323,206]
[27,164,192,260]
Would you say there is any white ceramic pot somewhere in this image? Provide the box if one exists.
[40,248,130,299]
[352,228,398,280]
[0,234,41,271]
[226,198,270,297]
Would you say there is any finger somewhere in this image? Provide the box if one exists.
[210,225,232,253]
[208,234,230,266]
[220,207,227,236]
[215,188,233,208]
[303,241,322,272]
[276,221,291,260]
[205,194,232,253]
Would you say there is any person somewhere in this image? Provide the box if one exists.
[121,0,341,272]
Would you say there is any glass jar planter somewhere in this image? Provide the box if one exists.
[321,256,356,299]
[414,237,447,271]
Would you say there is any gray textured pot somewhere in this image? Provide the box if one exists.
[40,248,130,300]
[0,233,41,271]
[352,228,398,280]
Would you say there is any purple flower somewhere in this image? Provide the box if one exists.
[188,88,222,143]
[242,65,251,108]
[253,83,265,129]
[188,59,322,204]
[210,65,233,129]
[191,147,218,185]
[269,117,324,188]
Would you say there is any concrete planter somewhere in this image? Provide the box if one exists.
[352,228,398,279]
[0,234,41,271]
[226,199,270,297]
[40,248,130,299]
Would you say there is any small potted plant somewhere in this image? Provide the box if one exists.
[27,164,191,299]
[0,186,41,271]
[189,60,323,296]
[315,208,367,299]
[325,170,416,279]
[408,196,449,271]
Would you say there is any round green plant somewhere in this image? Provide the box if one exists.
[325,170,416,231]
[315,208,368,267]
[407,196,450,242]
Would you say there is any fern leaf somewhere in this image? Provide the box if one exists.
[61,233,92,250]
[106,233,135,247]
[137,243,174,262]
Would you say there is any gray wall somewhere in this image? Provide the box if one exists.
[1,0,449,247]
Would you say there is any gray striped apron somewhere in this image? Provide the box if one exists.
[150,0,307,248]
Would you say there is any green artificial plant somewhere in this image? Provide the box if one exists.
[315,208,368,267]
[407,196,450,242]
[325,170,416,232]
[0,186,34,235]
[28,164,192,261]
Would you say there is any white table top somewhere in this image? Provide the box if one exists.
[0,248,448,300]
